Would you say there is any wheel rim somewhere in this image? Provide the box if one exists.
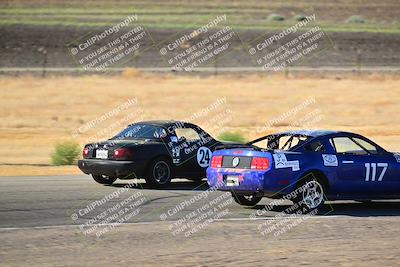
[302,180,324,209]
[101,175,112,181]
[153,161,170,184]
[243,195,255,201]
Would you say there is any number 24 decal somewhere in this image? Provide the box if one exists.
[364,163,388,182]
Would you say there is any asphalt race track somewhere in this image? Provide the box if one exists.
[1,175,400,266]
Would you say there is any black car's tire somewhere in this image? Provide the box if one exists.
[92,174,117,185]
[231,192,263,206]
[145,157,173,188]
[293,175,326,213]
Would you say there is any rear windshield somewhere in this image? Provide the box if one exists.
[252,134,311,151]
[112,124,167,140]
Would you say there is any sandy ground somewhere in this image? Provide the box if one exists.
[1,218,400,266]
[1,72,400,175]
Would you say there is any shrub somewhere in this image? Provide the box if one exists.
[294,14,307,21]
[217,131,246,143]
[51,141,80,165]
[267,13,285,21]
[346,15,365,24]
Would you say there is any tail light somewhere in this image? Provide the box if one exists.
[251,157,269,170]
[82,147,89,158]
[210,155,222,168]
[113,148,133,159]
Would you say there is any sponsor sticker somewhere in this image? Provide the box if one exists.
[172,147,180,164]
[394,153,400,163]
[273,153,300,171]
[197,147,212,167]
[322,154,338,166]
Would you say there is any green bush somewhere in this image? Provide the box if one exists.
[267,13,285,21]
[294,14,307,21]
[346,15,365,24]
[51,141,80,165]
[218,131,246,144]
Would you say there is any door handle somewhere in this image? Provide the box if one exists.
[342,160,354,164]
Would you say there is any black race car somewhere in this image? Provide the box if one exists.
[78,120,231,187]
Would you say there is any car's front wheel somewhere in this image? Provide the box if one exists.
[232,192,263,206]
[92,174,117,185]
[145,158,173,188]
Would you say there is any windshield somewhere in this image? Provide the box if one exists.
[251,134,311,151]
[111,124,167,140]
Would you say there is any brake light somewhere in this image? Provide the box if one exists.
[251,157,269,170]
[82,147,89,158]
[113,148,132,159]
[210,155,222,168]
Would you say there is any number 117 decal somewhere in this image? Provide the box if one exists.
[365,163,388,182]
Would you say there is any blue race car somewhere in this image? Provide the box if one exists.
[207,130,400,211]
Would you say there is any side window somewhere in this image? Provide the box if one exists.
[278,136,294,149]
[331,137,368,155]
[252,140,270,149]
[278,135,308,150]
[304,141,325,152]
[175,128,200,142]
[352,138,378,155]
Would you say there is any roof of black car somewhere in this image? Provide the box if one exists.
[129,120,189,127]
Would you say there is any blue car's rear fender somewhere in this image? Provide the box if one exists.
[207,149,334,197]
[206,149,272,193]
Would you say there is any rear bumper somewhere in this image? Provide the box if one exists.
[206,167,294,197]
[206,168,265,192]
[78,159,146,178]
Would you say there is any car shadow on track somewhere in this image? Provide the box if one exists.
[252,201,400,217]
[109,180,400,216]
[110,180,210,191]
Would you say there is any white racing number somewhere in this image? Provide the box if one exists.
[197,147,212,168]
[364,163,388,182]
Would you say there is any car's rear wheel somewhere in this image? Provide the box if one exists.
[231,192,263,206]
[145,158,173,188]
[92,174,117,185]
[294,176,326,213]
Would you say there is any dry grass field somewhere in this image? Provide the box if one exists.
[2,0,400,33]
[1,71,400,176]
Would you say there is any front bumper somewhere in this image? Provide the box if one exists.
[78,159,145,178]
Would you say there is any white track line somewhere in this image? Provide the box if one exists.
[0,215,351,231]
[1,66,400,73]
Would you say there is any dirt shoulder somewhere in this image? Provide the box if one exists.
[1,218,399,266]
[0,165,80,177]
[1,25,400,69]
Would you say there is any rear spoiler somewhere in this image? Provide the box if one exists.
[247,136,267,145]
[214,143,266,151]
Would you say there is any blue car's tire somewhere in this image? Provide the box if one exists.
[231,192,262,206]
[92,174,117,185]
[294,177,326,213]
